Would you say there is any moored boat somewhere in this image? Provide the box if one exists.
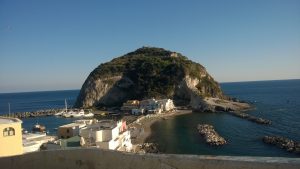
[63,109,85,118]
[32,123,46,133]
[55,99,68,116]
[84,112,94,118]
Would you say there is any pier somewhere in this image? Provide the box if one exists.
[227,111,272,125]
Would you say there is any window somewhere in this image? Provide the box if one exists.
[3,127,15,137]
[66,129,70,133]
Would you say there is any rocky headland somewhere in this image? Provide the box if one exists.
[197,124,227,146]
[74,47,250,113]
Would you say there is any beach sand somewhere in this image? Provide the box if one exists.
[128,109,193,148]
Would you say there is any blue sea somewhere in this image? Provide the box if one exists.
[0,80,299,157]
[0,90,79,134]
[146,79,300,157]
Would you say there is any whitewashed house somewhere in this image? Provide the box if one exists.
[79,120,132,151]
[157,99,175,111]
[140,99,162,114]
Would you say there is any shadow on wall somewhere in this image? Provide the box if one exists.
[0,148,300,169]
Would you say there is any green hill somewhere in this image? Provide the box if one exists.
[75,47,224,109]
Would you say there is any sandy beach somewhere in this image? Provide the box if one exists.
[127,109,193,151]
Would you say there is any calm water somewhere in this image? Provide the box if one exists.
[0,90,79,113]
[147,79,300,157]
[0,90,79,134]
[0,80,299,157]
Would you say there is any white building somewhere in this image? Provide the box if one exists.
[157,99,175,111]
[140,99,162,113]
[79,120,132,152]
[140,98,174,113]
[131,108,145,115]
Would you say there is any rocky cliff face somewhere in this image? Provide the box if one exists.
[75,47,226,111]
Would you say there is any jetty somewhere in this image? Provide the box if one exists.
[227,111,271,125]
[197,124,227,146]
[263,136,300,154]
[1,109,65,119]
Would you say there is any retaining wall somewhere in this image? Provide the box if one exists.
[0,148,299,169]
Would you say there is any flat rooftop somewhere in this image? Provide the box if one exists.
[86,120,117,130]
[23,132,46,140]
[59,123,85,128]
[0,116,22,124]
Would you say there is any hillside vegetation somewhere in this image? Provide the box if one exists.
[75,47,224,108]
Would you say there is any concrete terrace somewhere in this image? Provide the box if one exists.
[0,148,299,169]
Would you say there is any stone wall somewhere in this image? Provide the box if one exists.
[0,148,299,169]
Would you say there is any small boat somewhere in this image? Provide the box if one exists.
[84,112,94,118]
[63,111,72,118]
[63,109,85,118]
[32,123,46,133]
[54,111,64,116]
[55,99,68,116]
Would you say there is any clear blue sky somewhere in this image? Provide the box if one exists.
[0,0,299,93]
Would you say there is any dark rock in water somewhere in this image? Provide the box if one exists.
[263,136,300,154]
[296,143,300,152]
[197,124,227,146]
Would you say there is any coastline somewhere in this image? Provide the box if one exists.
[128,109,192,151]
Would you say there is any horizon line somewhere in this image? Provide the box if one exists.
[219,78,300,84]
[0,78,299,94]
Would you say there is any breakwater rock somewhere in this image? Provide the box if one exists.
[263,136,300,154]
[197,124,227,146]
[1,109,64,119]
[138,143,159,153]
[228,111,271,125]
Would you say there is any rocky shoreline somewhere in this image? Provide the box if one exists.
[263,136,300,154]
[197,124,227,146]
[196,98,272,125]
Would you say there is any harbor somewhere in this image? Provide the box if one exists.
[0,98,179,156]
[1,80,300,157]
